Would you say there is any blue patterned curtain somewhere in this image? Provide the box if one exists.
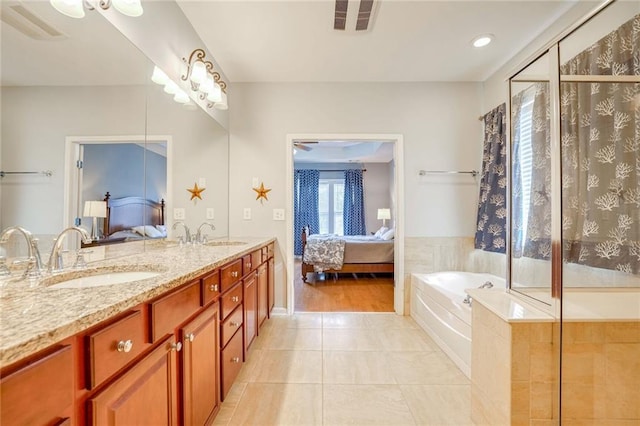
[475,103,508,253]
[343,169,366,235]
[294,169,320,255]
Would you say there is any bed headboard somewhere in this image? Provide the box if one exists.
[102,191,165,236]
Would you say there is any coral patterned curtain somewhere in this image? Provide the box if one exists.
[475,103,508,253]
[560,14,640,274]
[294,169,320,255]
[343,169,366,235]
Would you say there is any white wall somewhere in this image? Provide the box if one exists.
[229,82,484,310]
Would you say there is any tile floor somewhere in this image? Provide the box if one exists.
[213,312,474,426]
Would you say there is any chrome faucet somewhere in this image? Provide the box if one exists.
[0,226,43,278]
[195,222,216,244]
[172,221,192,244]
[479,281,494,289]
[48,227,92,273]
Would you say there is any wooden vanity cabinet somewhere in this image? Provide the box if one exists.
[87,335,178,426]
[257,263,268,328]
[268,257,275,316]
[1,344,73,426]
[180,303,221,426]
[244,271,258,352]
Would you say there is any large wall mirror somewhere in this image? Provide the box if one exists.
[1,2,229,262]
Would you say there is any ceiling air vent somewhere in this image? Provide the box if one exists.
[333,0,377,32]
[333,0,348,31]
[1,3,66,40]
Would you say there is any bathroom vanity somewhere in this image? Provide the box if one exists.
[0,238,275,425]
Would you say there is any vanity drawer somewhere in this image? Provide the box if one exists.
[262,243,274,263]
[150,280,201,341]
[202,270,220,306]
[221,282,243,320]
[220,260,242,292]
[242,250,262,276]
[221,305,243,348]
[220,329,243,400]
[86,310,148,389]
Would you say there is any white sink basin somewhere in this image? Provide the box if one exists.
[47,271,161,289]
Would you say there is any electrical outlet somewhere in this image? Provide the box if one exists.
[174,208,185,220]
[206,208,215,220]
[243,208,252,220]
[273,208,285,221]
[199,177,206,188]
[252,177,259,188]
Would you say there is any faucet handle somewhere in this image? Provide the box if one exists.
[73,250,92,270]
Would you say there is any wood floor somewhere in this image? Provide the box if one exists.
[294,260,394,312]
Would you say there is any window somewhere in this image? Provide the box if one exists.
[319,179,344,235]
[518,88,535,244]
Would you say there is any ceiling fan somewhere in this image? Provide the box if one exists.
[293,141,318,152]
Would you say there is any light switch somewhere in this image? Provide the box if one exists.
[273,208,285,221]
[206,208,215,220]
[174,208,185,220]
[243,208,252,220]
[199,177,206,188]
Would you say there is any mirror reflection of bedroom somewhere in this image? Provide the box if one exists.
[294,139,395,312]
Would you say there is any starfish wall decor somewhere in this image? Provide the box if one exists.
[253,182,271,203]
[187,183,206,200]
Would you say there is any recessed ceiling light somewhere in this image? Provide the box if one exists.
[472,34,493,48]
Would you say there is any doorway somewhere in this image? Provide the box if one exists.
[285,134,405,315]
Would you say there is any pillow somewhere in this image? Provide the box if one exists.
[131,225,164,238]
[381,228,395,240]
[374,226,389,238]
[155,225,167,237]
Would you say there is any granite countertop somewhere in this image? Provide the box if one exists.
[0,237,275,367]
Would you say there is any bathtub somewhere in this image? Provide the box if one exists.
[411,271,505,378]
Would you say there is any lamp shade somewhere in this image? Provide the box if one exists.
[206,83,222,103]
[189,60,207,85]
[377,208,391,220]
[84,201,107,218]
[213,91,228,110]
[50,0,85,18]
[199,73,214,94]
[111,0,143,17]
[151,66,169,85]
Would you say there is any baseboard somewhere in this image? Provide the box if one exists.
[270,307,288,316]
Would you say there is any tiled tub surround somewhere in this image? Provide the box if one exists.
[410,271,505,378]
[0,237,274,366]
[469,289,640,425]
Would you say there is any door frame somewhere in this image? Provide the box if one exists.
[63,135,173,230]
[284,133,405,315]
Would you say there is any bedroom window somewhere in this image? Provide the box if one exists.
[319,179,344,235]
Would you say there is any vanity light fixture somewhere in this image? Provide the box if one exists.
[151,66,191,105]
[50,0,143,19]
[182,48,228,110]
[471,34,493,48]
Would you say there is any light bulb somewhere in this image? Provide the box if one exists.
[206,83,222,103]
[472,34,493,48]
[189,61,207,85]
[200,73,214,94]
[214,91,228,110]
[151,66,169,85]
[50,0,85,18]
[164,80,179,95]
[111,0,143,17]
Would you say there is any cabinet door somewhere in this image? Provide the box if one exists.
[257,263,268,328]
[88,336,178,426]
[181,303,220,426]
[243,272,258,352]
[268,258,275,316]
[1,345,73,426]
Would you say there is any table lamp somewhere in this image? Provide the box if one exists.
[377,208,391,227]
[84,200,107,241]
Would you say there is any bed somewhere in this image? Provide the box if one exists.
[82,191,166,247]
[300,226,394,282]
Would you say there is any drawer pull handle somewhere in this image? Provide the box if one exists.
[230,321,240,327]
[246,263,251,269]
[117,339,133,353]
[209,284,219,292]
[170,342,183,352]
[231,296,240,302]
[231,357,241,363]
[185,333,195,343]
[231,271,239,278]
